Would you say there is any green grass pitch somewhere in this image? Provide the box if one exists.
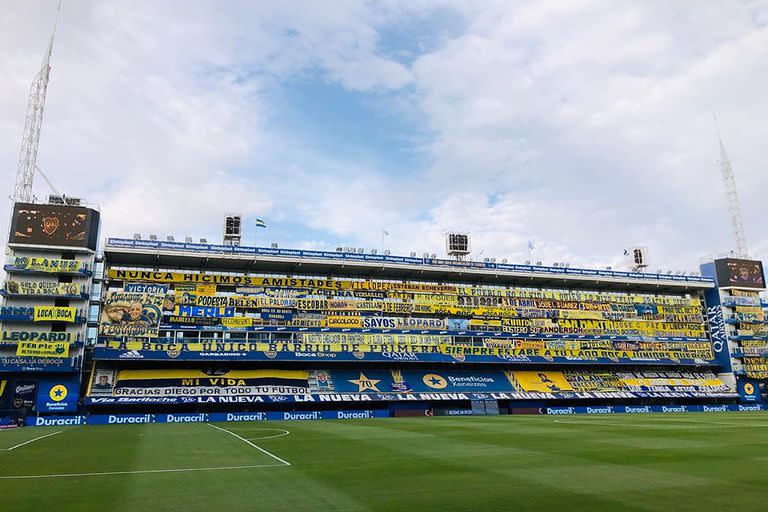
[1,412,767,511]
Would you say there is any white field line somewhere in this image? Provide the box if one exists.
[207,423,291,466]
[0,464,286,480]
[243,429,290,441]
[1,431,62,451]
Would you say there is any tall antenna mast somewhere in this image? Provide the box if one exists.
[12,1,62,204]
[715,115,749,258]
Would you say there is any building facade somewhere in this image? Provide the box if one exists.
[0,201,100,419]
[79,237,753,418]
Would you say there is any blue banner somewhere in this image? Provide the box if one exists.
[737,378,761,402]
[86,414,156,425]
[704,288,732,372]
[27,404,768,427]
[400,369,511,393]
[0,356,76,372]
[124,283,169,294]
[35,378,79,413]
[33,415,86,426]
[84,389,736,406]
[91,347,716,367]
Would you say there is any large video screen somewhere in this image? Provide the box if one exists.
[9,202,100,250]
[714,258,766,289]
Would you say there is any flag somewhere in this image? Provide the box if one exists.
[527,240,535,251]
[255,219,266,228]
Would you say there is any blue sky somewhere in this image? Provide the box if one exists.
[1,1,768,272]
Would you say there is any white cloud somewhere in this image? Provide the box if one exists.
[2,1,767,274]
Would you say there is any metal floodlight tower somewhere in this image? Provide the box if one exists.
[716,117,749,258]
[12,2,61,203]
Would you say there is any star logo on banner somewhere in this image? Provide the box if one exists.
[422,374,447,389]
[348,373,381,392]
[49,384,68,402]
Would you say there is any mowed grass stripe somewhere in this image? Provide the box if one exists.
[0,413,766,511]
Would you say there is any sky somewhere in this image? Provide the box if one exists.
[1,0,767,273]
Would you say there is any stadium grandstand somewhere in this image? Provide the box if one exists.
[71,234,761,418]
[2,207,766,424]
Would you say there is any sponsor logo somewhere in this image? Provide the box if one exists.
[380,352,419,361]
[738,404,761,411]
[118,350,144,359]
[49,384,67,402]
[165,413,207,423]
[15,384,35,394]
[702,405,728,412]
[547,407,574,415]
[422,374,448,389]
[35,415,83,426]
[108,414,153,424]
[586,406,612,414]
[282,411,321,421]
[226,412,266,422]
[662,406,687,413]
[625,406,651,413]
[336,410,373,419]
[744,383,755,395]
[706,305,726,353]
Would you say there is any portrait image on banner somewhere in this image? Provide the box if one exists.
[88,369,117,396]
[99,291,164,337]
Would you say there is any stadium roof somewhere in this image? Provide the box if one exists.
[102,238,714,293]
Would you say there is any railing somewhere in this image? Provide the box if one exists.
[105,238,714,285]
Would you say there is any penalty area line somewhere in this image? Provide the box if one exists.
[207,423,291,466]
[0,464,286,480]
[245,429,291,441]
[1,431,63,452]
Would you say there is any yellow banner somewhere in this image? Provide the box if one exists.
[326,316,362,328]
[511,371,574,392]
[108,270,461,293]
[109,270,347,288]
[195,295,259,308]
[194,284,217,296]
[115,368,308,381]
[221,317,253,328]
[103,339,712,360]
[6,281,81,296]
[16,341,70,358]
[33,306,76,323]
[12,257,84,273]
